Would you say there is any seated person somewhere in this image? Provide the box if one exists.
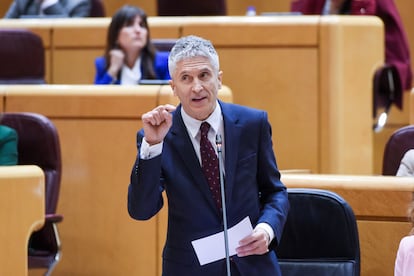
[94,5,170,85]
[4,0,91,18]
[396,149,414,177]
[0,124,18,165]
[291,0,412,110]
[395,199,414,275]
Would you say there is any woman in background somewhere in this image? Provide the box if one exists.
[395,199,414,276]
[396,149,414,177]
[94,5,170,85]
[394,149,414,275]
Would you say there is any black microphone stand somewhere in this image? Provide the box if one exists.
[216,134,231,276]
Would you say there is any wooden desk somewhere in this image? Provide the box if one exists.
[0,16,383,174]
[179,15,383,174]
[0,18,181,84]
[0,165,44,276]
[2,84,231,276]
[282,173,414,276]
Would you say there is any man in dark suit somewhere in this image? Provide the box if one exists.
[4,0,91,18]
[128,35,289,275]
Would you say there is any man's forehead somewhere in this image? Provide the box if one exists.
[176,57,214,73]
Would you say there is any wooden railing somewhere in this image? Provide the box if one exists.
[0,165,44,275]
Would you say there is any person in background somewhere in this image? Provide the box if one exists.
[0,123,18,165]
[4,0,91,18]
[94,5,170,85]
[395,199,414,275]
[291,0,412,110]
[127,35,289,275]
[396,149,414,177]
[157,0,226,16]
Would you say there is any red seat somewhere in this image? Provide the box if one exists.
[89,0,105,17]
[157,0,226,16]
[382,125,414,175]
[0,29,45,84]
[1,112,63,275]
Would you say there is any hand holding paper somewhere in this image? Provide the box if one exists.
[191,216,253,266]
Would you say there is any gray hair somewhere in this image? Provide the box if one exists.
[168,35,220,77]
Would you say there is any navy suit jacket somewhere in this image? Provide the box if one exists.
[128,101,289,276]
[94,51,170,84]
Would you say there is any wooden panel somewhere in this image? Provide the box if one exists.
[4,86,162,275]
[53,49,103,84]
[0,17,384,174]
[282,173,414,276]
[52,118,157,276]
[4,85,160,117]
[148,17,182,38]
[319,16,384,174]
[0,165,44,276]
[282,173,414,217]
[52,18,110,47]
[3,85,233,276]
[358,220,411,276]
[215,47,318,172]
[181,16,319,46]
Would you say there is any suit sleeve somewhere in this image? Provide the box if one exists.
[44,0,91,17]
[256,111,289,248]
[94,57,117,84]
[128,130,165,220]
[4,1,19,18]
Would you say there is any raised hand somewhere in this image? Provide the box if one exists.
[141,104,176,145]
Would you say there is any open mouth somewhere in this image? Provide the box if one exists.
[192,97,207,102]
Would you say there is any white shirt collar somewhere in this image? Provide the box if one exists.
[120,57,142,85]
[181,101,222,139]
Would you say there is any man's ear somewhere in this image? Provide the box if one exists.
[218,71,223,89]
[169,80,176,95]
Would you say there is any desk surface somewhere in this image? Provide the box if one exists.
[0,165,44,276]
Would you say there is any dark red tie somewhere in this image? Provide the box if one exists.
[200,122,222,211]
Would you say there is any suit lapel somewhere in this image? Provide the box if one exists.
[220,102,242,205]
[168,106,220,213]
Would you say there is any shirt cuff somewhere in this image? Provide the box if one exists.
[255,222,275,243]
[41,0,58,10]
[140,138,163,159]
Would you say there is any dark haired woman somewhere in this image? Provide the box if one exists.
[94,5,170,85]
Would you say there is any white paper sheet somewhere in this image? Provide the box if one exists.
[191,216,253,265]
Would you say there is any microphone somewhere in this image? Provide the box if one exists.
[216,134,231,276]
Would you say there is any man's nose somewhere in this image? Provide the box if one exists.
[192,79,203,92]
